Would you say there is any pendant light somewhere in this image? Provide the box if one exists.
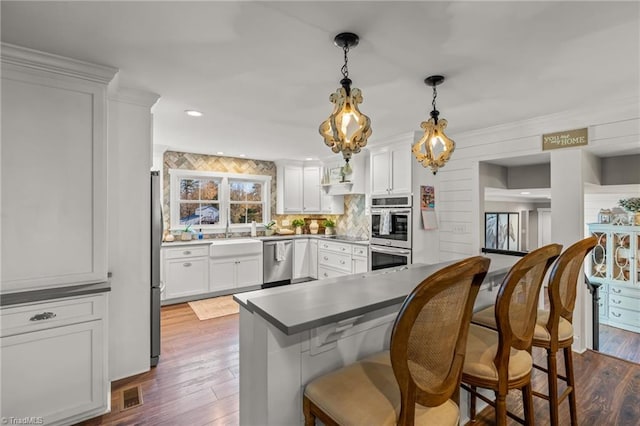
[319,32,372,173]
[412,75,455,175]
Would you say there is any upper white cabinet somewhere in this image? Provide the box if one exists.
[1,44,117,293]
[277,161,343,214]
[370,138,413,195]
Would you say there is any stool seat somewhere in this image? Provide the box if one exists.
[305,351,459,426]
[463,324,532,382]
[473,307,574,343]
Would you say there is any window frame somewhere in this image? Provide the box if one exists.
[169,169,271,233]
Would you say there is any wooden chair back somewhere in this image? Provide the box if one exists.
[390,256,491,425]
[493,244,562,369]
[547,236,597,329]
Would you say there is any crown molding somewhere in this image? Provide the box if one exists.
[110,87,160,108]
[1,43,118,84]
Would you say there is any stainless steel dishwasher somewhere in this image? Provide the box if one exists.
[263,240,293,288]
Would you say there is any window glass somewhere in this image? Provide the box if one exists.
[178,179,220,226]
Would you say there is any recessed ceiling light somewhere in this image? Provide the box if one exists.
[305,157,313,161]
[239,154,246,157]
[520,191,531,195]
[216,152,224,155]
[184,110,203,117]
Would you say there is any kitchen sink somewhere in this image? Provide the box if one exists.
[209,238,262,257]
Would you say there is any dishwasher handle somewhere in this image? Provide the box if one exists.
[264,240,293,246]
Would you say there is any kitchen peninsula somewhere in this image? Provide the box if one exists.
[233,254,519,425]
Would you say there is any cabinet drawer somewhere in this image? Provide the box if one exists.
[163,245,209,259]
[609,307,640,326]
[317,240,351,254]
[1,295,106,337]
[318,250,351,272]
[608,284,640,299]
[608,294,640,312]
[318,266,348,280]
[352,245,368,258]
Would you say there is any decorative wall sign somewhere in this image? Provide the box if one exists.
[542,128,588,151]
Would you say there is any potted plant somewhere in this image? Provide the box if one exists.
[292,218,305,235]
[323,218,335,235]
[619,198,640,225]
[180,224,193,241]
[264,220,276,236]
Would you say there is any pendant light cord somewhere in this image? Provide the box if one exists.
[432,86,438,111]
[341,46,350,79]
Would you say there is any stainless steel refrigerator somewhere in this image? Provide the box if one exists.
[150,170,162,366]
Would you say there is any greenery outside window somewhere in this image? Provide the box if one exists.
[170,169,271,232]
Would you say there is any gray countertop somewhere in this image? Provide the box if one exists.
[0,281,111,307]
[234,253,518,335]
[163,234,369,247]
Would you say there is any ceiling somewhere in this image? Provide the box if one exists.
[2,1,639,163]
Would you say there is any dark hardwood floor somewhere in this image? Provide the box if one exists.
[599,324,640,364]
[78,303,640,426]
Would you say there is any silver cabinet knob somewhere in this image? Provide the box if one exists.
[29,312,56,321]
[183,262,192,267]
[184,251,191,255]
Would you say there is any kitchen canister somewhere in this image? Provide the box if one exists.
[309,220,319,234]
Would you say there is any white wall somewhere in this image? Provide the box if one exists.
[108,87,160,380]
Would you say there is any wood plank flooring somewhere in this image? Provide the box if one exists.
[77,303,640,426]
[599,324,640,364]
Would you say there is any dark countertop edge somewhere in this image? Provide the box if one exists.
[248,294,408,335]
[0,281,111,307]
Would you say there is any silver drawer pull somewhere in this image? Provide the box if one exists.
[323,272,328,277]
[611,311,622,318]
[341,247,346,251]
[29,312,57,322]
[611,288,622,294]
[324,256,329,261]
[340,260,346,265]
[611,299,622,305]
[184,250,191,255]
[183,262,192,267]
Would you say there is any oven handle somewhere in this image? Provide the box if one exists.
[371,208,412,214]
[370,246,411,255]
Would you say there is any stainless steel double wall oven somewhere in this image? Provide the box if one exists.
[369,194,412,270]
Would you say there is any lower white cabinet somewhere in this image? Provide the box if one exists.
[318,240,369,279]
[164,255,209,300]
[293,239,310,280]
[309,239,318,279]
[0,293,109,426]
[211,255,263,291]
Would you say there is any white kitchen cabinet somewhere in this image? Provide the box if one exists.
[0,293,109,425]
[209,257,236,292]
[370,140,412,196]
[318,240,370,279]
[303,167,322,212]
[309,239,319,280]
[1,44,117,293]
[277,161,343,214]
[210,254,263,291]
[588,224,640,333]
[293,239,310,280]
[163,246,210,300]
[281,165,304,213]
[236,255,263,288]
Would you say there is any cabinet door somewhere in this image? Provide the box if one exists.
[353,257,368,274]
[236,255,263,288]
[589,229,608,283]
[309,240,318,280]
[2,69,109,291]
[210,257,237,292]
[611,231,633,284]
[1,320,106,424]
[370,150,390,195]
[293,239,310,279]
[165,257,209,299]
[283,166,303,212]
[390,143,412,194]
[303,167,321,212]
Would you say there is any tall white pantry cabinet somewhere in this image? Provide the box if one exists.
[1,44,116,425]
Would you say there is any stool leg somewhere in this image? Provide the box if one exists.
[522,382,535,426]
[495,390,507,426]
[303,396,315,426]
[547,348,560,426]
[564,346,578,426]
[470,385,477,421]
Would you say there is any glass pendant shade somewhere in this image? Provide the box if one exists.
[412,117,455,175]
[319,86,371,162]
